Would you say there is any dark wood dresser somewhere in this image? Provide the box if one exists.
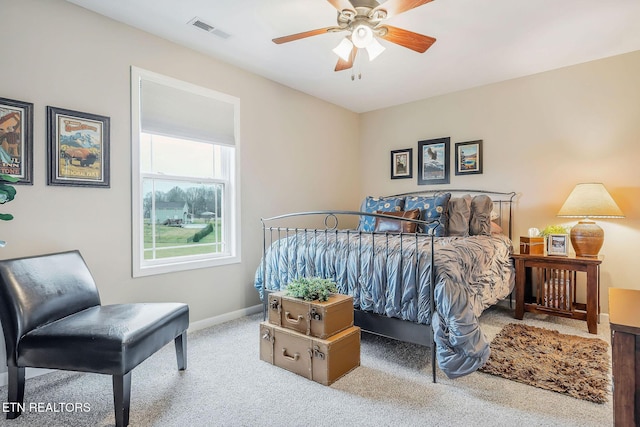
[609,287,640,427]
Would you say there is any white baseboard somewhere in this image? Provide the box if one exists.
[0,304,263,387]
[188,304,262,332]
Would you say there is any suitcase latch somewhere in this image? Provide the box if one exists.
[261,328,274,343]
[309,308,322,321]
[269,298,280,313]
[312,345,325,360]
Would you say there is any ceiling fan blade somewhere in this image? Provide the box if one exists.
[272,27,340,44]
[378,25,436,53]
[326,0,356,12]
[372,0,434,19]
[335,47,358,71]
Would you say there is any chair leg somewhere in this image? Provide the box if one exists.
[113,372,131,427]
[6,366,25,419]
[174,331,187,371]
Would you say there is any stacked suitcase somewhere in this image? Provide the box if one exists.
[259,291,360,386]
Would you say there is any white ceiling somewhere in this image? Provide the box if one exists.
[66,0,640,113]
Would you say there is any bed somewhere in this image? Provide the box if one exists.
[254,190,516,380]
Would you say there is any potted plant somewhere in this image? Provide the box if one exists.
[285,277,338,302]
[539,224,571,237]
[0,173,18,247]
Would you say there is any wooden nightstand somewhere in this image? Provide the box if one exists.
[609,288,640,427]
[511,253,602,334]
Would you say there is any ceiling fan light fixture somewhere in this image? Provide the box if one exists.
[365,37,385,61]
[351,24,373,48]
[332,37,354,62]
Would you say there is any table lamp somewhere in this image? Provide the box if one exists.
[557,183,624,257]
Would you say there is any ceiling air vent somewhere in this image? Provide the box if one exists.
[188,17,231,39]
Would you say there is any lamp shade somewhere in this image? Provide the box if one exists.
[332,38,354,62]
[352,24,373,49]
[365,37,385,61]
[557,183,624,218]
[557,183,623,257]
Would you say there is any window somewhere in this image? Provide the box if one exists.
[131,67,240,277]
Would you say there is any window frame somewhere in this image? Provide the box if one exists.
[131,66,241,277]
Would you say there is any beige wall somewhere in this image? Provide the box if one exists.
[360,50,640,312]
[0,0,359,332]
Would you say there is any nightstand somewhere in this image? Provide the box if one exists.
[609,288,640,426]
[511,253,602,334]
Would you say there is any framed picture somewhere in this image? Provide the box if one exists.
[417,137,450,185]
[390,148,412,179]
[455,140,483,175]
[47,106,110,188]
[0,97,33,184]
[547,234,569,256]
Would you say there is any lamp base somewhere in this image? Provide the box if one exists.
[570,220,604,257]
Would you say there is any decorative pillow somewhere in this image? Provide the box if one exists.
[403,193,451,236]
[490,221,503,235]
[359,196,405,232]
[447,195,472,237]
[469,195,493,236]
[374,209,421,233]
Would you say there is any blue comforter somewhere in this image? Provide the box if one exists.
[254,231,514,378]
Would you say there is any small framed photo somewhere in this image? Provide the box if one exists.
[0,97,33,184]
[417,137,450,185]
[455,140,483,175]
[547,234,569,256]
[47,106,110,188]
[390,148,412,179]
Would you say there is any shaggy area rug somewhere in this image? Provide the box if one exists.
[479,323,610,403]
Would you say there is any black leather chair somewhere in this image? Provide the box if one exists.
[0,250,189,427]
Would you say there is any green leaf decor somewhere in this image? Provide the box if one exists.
[0,174,18,222]
[285,277,338,302]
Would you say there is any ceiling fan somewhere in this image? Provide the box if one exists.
[272,0,436,72]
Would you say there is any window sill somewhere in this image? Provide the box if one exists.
[133,254,241,277]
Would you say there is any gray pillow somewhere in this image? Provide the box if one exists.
[448,195,471,236]
[469,195,493,236]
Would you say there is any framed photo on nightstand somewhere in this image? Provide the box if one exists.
[547,234,569,256]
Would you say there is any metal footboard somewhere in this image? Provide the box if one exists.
[259,210,439,382]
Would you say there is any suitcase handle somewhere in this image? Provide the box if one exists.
[281,348,300,361]
[284,311,304,324]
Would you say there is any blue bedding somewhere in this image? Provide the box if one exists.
[254,231,515,378]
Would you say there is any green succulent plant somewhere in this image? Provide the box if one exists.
[285,277,338,302]
[0,173,18,248]
[0,173,18,221]
[539,224,571,236]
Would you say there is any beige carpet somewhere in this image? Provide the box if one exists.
[479,322,610,403]
[0,306,613,426]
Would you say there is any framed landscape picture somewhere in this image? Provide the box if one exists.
[390,148,412,179]
[455,140,483,175]
[0,97,33,184]
[417,137,450,185]
[47,106,110,188]
[547,234,569,256]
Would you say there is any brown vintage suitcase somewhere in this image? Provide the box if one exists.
[268,292,354,339]
[259,321,360,386]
